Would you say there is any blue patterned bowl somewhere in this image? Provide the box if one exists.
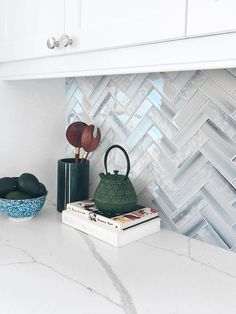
[0,194,47,221]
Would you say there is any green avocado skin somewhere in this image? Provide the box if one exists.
[5,191,32,200]
[17,173,41,197]
[0,177,18,198]
[38,183,47,197]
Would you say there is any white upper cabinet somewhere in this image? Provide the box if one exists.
[187,0,236,36]
[65,0,186,53]
[0,0,187,62]
[4,0,236,78]
[0,0,65,62]
[3,0,236,59]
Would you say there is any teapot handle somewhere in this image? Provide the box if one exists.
[104,145,130,180]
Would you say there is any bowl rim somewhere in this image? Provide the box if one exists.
[0,192,48,201]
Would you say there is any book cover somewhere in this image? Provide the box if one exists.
[66,200,159,231]
[62,209,161,247]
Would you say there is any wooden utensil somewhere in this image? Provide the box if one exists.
[66,122,88,162]
[81,125,101,161]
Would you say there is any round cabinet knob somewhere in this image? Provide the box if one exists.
[47,37,60,49]
[60,34,73,47]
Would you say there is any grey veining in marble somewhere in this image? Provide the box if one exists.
[65,69,236,251]
[82,235,137,314]
[1,204,236,314]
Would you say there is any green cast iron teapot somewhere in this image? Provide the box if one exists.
[93,145,137,214]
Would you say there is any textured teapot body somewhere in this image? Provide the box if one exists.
[93,145,137,214]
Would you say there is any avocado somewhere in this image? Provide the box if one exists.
[37,183,47,197]
[0,177,18,198]
[17,173,41,197]
[5,191,32,200]
[11,177,18,184]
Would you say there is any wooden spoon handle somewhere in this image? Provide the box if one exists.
[84,152,89,160]
[75,147,80,163]
[80,151,89,163]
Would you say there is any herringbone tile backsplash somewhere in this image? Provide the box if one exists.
[66,69,236,251]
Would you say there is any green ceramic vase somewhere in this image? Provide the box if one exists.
[57,158,89,212]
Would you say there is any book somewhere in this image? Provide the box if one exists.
[62,209,161,247]
[66,200,159,231]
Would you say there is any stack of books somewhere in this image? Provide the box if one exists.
[62,200,161,247]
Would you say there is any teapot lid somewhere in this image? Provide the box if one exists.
[100,170,128,181]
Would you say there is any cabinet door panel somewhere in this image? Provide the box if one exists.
[65,0,186,53]
[187,0,236,36]
[0,0,65,62]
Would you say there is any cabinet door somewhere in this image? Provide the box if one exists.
[65,0,186,53]
[0,0,65,62]
[187,0,236,36]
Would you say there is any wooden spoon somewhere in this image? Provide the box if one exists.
[66,122,88,162]
[81,125,101,161]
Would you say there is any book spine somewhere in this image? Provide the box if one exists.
[66,204,122,231]
[62,211,119,246]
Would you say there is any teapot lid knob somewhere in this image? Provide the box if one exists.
[114,170,119,175]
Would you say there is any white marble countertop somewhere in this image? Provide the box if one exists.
[0,202,236,314]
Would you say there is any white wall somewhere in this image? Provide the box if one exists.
[0,79,65,203]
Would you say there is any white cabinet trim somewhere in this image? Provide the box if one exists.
[1,32,236,80]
